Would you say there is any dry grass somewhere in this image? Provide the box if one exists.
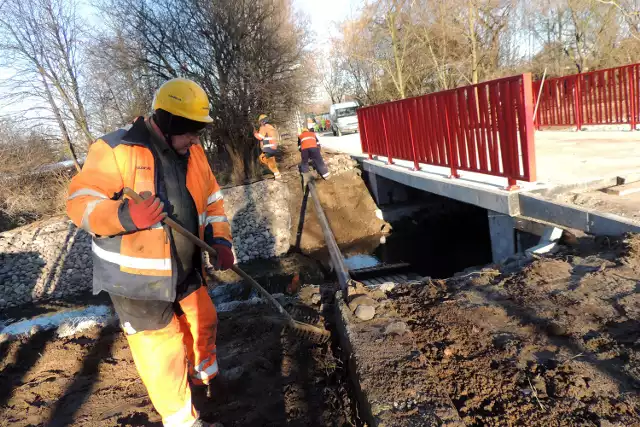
[0,171,72,232]
[0,129,73,232]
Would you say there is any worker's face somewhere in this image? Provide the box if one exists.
[171,132,201,155]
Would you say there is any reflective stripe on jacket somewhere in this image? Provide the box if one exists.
[66,117,232,301]
[298,131,319,150]
[256,124,279,151]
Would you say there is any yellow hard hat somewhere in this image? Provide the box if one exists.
[153,78,213,123]
[258,114,268,123]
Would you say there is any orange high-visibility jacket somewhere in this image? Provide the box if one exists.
[254,123,279,151]
[66,117,232,302]
[298,131,319,150]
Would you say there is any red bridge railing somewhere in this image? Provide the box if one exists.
[358,73,537,189]
[533,63,640,130]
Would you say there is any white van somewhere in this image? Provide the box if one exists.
[329,101,359,137]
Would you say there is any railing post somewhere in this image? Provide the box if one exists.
[630,66,637,131]
[358,110,373,159]
[381,113,393,165]
[518,73,537,185]
[443,95,459,179]
[406,105,420,171]
[573,75,583,131]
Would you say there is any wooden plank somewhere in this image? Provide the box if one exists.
[603,180,640,196]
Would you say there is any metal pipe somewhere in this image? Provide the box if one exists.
[307,180,351,301]
[533,67,547,123]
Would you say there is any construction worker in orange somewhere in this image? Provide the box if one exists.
[66,78,232,427]
[254,114,281,179]
[298,127,330,179]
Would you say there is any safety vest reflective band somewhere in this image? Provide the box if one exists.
[68,188,109,200]
[262,144,276,148]
[299,132,319,150]
[68,189,109,235]
[194,358,219,381]
[92,241,171,270]
[207,190,223,205]
[198,213,228,226]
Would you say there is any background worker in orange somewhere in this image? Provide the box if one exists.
[298,127,330,179]
[66,78,232,427]
[253,114,281,179]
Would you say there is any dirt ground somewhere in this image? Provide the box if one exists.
[340,235,640,426]
[0,301,355,427]
[554,189,640,223]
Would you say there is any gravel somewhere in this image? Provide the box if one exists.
[324,153,359,175]
[0,180,292,308]
[0,221,93,310]
[221,179,291,263]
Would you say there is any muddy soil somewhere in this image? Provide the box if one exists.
[286,168,387,255]
[341,236,640,426]
[0,302,355,426]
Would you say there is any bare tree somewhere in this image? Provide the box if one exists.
[318,52,351,104]
[0,0,91,170]
[98,0,311,183]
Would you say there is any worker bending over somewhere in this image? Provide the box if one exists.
[298,128,330,179]
[254,114,281,179]
[67,78,232,427]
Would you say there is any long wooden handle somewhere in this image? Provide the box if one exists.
[123,187,295,325]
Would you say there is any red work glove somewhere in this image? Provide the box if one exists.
[127,195,166,230]
[212,244,235,270]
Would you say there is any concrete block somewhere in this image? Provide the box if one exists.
[519,193,640,237]
[542,226,564,242]
[519,194,590,230]
[603,180,640,196]
[525,225,563,256]
[488,210,516,263]
[587,211,640,236]
[526,241,559,256]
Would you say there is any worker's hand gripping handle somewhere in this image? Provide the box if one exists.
[122,187,296,324]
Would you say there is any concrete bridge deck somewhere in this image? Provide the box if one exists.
[319,129,640,259]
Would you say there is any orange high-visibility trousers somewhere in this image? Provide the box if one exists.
[178,286,219,385]
[259,153,280,177]
[125,286,218,426]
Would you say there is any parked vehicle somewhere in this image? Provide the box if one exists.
[329,101,359,137]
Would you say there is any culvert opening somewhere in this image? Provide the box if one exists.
[342,191,494,279]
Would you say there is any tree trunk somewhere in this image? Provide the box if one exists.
[38,67,81,172]
[468,0,479,84]
[388,10,406,98]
